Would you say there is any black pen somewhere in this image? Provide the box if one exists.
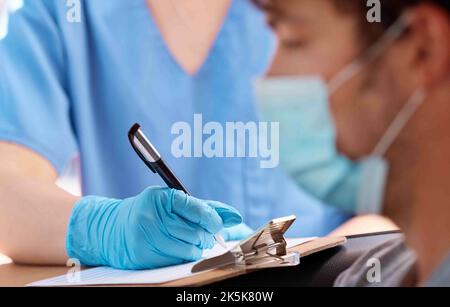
[128,124,227,249]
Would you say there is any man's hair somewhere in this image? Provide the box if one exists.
[253,0,450,44]
[334,0,449,39]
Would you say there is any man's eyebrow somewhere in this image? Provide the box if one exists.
[268,12,307,30]
[252,0,283,18]
[254,1,306,27]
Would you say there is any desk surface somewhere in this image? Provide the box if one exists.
[0,263,67,287]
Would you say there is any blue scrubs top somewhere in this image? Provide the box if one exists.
[0,0,349,236]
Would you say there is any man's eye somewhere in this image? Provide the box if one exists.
[281,39,308,49]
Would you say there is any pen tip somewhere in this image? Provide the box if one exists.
[215,235,228,250]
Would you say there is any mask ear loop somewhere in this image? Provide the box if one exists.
[328,13,411,94]
[372,89,426,157]
[372,74,450,158]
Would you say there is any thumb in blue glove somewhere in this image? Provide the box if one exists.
[66,187,242,270]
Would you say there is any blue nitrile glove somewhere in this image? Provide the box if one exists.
[66,187,243,270]
[220,224,254,241]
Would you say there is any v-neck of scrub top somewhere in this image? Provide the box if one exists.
[140,0,237,79]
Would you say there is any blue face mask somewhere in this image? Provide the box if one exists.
[254,14,426,214]
[255,77,364,213]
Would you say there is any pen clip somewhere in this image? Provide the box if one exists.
[191,216,299,273]
[128,123,191,195]
[128,123,157,173]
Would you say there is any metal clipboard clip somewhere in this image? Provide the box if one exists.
[192,216,300,273]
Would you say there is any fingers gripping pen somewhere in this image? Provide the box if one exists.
[128,124,228,249]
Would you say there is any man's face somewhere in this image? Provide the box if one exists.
[265,0,418,160]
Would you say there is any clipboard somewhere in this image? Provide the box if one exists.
[164,238,346,287]
[164,216,347,287]
[28,216,347,287]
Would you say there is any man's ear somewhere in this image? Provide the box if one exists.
[408,4,450,89]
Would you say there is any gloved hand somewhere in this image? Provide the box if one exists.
[220,223,254,241]
[66,187,243,270]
